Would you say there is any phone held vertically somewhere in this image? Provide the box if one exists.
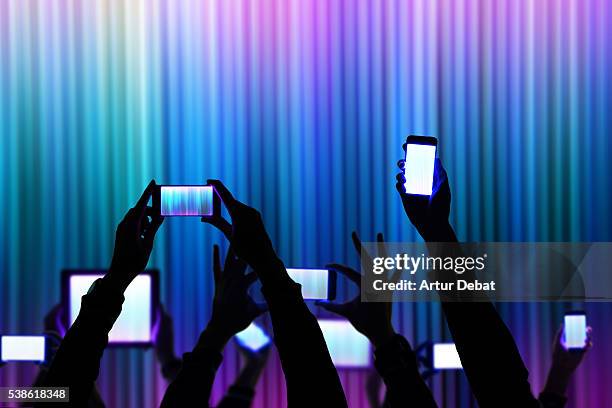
[404,135,437,196]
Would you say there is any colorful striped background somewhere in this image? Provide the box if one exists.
[1,1,611,406]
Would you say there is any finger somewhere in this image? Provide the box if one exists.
[352,231,373,266]
[135,180,156,214]
[397,159,405,170]
[213,245,222,283]
[207,179,238,217]
[226,245,248,273]
[315,300,349,317]
[376,232,389,260]
[244,272,258,287]
[396,172,406,183]
[201,215,232,239]
[396,181,407,195]
[326,263,361,284]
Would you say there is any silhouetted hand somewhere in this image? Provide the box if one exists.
[154,304,177,366]
[202,180,278,270]
[317,232,395,348]
[201,245,267,350]
[107,180,164,292]
[543,325,593,396]
[396,153,453,241]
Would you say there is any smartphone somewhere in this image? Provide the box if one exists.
[1,335,46,362]
[153,185,219,217]
[404,135,438,195]
[235,322,271,351]
[286,268,337,300]
[432,342,462,370]
[564,311,587,350]
[318,320,370,368]
[62,269,159,346]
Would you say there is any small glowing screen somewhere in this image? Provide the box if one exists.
[160,186,214,216]
[404,144,436,195]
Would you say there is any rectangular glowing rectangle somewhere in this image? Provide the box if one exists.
[287,268,330,300]
[564,314,587,349]
[433,343,462,369]
[319,320,370,368]
[68,274,154,344]
[404,143,436,195]
[160,186,214,216]
[235,322,271,351]
[1,336,46,362]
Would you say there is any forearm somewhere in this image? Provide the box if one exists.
[539,365,571,407]
[374,334,437,408]
[259,260,347,407]
[160,328,226,408]
[42,275,123,406]
[425,223,537,406]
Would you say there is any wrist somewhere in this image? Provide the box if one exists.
[370,328,397,350]
[543,370,571,396]
[104,268,131,293]
[422,221,456,242]
[195,325,231,353]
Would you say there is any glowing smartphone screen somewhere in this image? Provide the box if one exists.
[319,320,370,368]
[433,343,462,369]
[1,336,46,362]
[404,143,436,195]
[235,322,271,351]
[564,314,587,349]
[287,268,329,300]
[160,186,214,216]
[69,274,153,344]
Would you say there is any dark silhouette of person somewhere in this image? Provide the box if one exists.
[539,324,593,407]
[160,243,267,407]
[194,179,348,408]
[396,155,540,407]
[317,232,438,408]
[39,180,164,407]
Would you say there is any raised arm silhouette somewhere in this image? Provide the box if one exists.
[200,179,348,408]
[396,154,540,407]
[41,180,164,407]
[318,231,438,408]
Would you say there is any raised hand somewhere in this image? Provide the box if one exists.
[202,180,278,271]
[203,245,267,349]
[317,232,395,348]
[108,180,164,292]
[396,153,455,242]
[154,305,177,365]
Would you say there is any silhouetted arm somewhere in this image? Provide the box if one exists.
[374,334,437,408]
[42,181,163,407]
[203,180,347,407]
[396,159,539,407]
[259,259,347,407]
[160,329,224,408]
[161,245,266,408]
[538,325,592,408]
[216,341,270,408]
